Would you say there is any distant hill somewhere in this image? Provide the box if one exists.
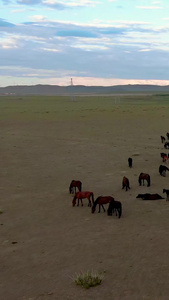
[1,84,169,95]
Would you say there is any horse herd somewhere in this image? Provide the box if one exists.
[69,132,169,219]
[69,181,122,218]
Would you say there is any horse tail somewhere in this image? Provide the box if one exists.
[91,192,94,204]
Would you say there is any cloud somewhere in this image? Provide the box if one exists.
[136,6,163,9]
[0,18,15,27]
[15,0,98,9]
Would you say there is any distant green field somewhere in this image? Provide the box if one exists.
[0,94,168,121]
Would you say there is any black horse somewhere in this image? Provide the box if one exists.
[159,165,169,176]
[107,200,122,218]
[128,157,133,168]
[161,136,166,143]
[164,142,169,149]
[163,189,169,201]
[136,193,164,200]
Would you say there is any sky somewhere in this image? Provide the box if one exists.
[0,0,169,87]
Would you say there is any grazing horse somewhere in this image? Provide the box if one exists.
[91,196,114,213]
[138,173,151,187]
[164,142,169,149]
[122,176,130,191]
[72,191,94,207]
[107,200,122,218]
[161,136,166,143]
[136,193,164,200]
[159,165,169,176]
[128,157,133,168]
[69,180,82,194]
[163,189,169,201]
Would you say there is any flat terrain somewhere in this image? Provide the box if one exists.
[0,94,169,300]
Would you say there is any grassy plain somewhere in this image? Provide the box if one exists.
[0,94,169,300]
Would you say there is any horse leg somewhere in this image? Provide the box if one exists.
[102,204,105,212]
[81,199,83,206]
[98,205,101,213]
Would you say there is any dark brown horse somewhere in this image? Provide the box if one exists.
[136,193,164,200]
[138,173,151,187]
[69,180,82,194]
[107,200,122,218]
[122,176,130,191]
[72,191,94,207]
[91,196,114,213]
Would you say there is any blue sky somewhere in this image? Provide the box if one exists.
[0,0,169,86]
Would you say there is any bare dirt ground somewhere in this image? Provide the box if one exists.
[0,95,169,300]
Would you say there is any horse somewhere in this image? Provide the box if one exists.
[166,132,169,140]
[72,191,94,207]
[128,157,133,168]
[136,193,164,200]
[164,142,169,149]
[122,176,130,191]
[161,136,166,143]
[163,189,169,201]
[91,196,114,213]
[160,153,168,162]
[69,180,82,194]
[159,165,169,176]
[138,173,151,187]
[107,200,122,218]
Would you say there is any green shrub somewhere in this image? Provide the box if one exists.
[73,271,104,289]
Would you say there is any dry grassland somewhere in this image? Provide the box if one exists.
[0,94,169,300]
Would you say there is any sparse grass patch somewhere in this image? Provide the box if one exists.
[72,271,104,289]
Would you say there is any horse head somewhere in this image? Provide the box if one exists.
[72,196,77,206]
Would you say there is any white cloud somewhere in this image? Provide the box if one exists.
[136,5,163,9]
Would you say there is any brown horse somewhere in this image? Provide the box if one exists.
[122,176,130,191]
[69,180,82,194]
[138,173,151,187]
[72,191,94,207]
[136,193,164,200]
[91,196,114,213]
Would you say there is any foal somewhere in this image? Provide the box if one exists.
[122,176,130,191]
